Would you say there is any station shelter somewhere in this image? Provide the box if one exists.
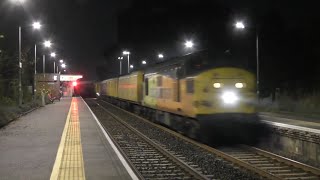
[35,74,83,98]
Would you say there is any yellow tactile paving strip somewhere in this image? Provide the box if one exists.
[50,98,86,180]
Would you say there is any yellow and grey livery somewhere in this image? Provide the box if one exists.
[95,51,257,139]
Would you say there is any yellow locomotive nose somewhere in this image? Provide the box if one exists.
[221,91,239,105]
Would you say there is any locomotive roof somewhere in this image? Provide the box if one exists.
[144,50,209,73]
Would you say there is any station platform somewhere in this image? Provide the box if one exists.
[0,97,136,180]
[260,112,320,134]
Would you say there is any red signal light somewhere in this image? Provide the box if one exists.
[72,81,77,87]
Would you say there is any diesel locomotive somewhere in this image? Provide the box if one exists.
[95,51,260,142]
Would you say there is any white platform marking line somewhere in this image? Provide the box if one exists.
[82,98,139,180]
[262,120,320,134]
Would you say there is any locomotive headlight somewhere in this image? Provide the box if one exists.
[213,83,222,88]
[221,91,239,104]
[235,83,244,88]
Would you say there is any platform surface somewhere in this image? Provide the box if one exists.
[260,112,320,134]
[0,97,133,180]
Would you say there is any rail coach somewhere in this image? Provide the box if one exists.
[95,51,261,143]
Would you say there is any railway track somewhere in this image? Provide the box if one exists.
[87,99,208,180]
[91,98,320,180]
[220,146,320,180]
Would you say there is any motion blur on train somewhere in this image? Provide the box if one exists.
[94,50,269,145]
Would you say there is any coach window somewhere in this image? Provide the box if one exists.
[145,78,149,96]
[186,78,194,93]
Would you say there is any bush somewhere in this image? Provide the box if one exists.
[0,100,41,128]
[260,91,320,116]
[0,96,15,106]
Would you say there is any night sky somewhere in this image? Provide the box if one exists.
[1,0,320,93]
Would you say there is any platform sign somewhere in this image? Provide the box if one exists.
[60,75,83,81]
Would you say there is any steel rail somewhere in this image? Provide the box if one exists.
[98,99,320,180]
[89,99,207,180]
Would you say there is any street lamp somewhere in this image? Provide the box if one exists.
[61,63,66,68]
[185,41,194,48]
[130,64,134,69]
[32,21,41,30]
[32,21,42,96]
[42,40,51,76]
[123,50,130,73]
[142,60,147,65]
[50,52,57,73]
[11,0,30,105]
[44,40,52,48]
[234,20,259,96]
[50,52,56,57]
[118,56,123,75]
[235,21,245,29]
[57,59,63,73]
[0,35,3,54]
[158,53,164,59]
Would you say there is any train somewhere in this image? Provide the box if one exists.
[95,51,262,143]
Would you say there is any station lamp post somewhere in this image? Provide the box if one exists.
[123,51,130,73]
[118,56,123,75]
[50,52,57,73]
[234,21,260,96]
[0,34,3,54]
[11,0,28,106]
[42,40,52,76]
[57,59,63,74]
[61,63,66,69]
[31,21,42,96]
[60,63,66,74]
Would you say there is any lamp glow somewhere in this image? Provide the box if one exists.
[44,40,52,48]
[235,21,245,29]
[221,91,239,104]
[185,41,194,48]
[50,52,56,57]
[123,51,130,55]
[32,22,41,30]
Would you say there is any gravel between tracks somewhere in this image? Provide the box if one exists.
[87,99,262,180]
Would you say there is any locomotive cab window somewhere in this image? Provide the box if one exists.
[186,79,194,93]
